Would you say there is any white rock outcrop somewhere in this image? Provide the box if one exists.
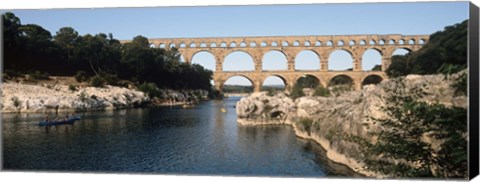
[1,82,149,113]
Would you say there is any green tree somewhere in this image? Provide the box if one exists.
[296,75,319,89]
[371,64,382,71]
[313,84,329,97]
[2,12,215,96]
[2,12,23,71]
[54,27,79,60]
[290,83,305,99]
[18,24,62,73]
[352,78,467,178]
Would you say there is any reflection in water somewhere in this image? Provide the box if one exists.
[2,97,358,177]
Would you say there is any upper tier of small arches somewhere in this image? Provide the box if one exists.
[143,35,429,49]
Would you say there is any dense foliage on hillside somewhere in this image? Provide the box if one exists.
[386,20,467,77]
[2,12,213,92]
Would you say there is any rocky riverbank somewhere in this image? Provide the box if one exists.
[1,82,150,113]
[235,72,467,177]
[1,82,209,113]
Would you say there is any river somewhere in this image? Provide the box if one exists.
[2,97,359,177]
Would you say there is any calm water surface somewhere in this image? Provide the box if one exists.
[2,97,359,177]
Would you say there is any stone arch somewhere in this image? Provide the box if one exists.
[230,42,237,47]
[295,74,322,89]
[250,42,257,47]
[262,50,288,70]
[328,74,354,87]
[261,41,268,47]
[349,40,355,46]
[261,75,287,92]
[200,42,207,48]
[220,42,227,47]
[304,41,311,46]
[271,41,279,47]
[359,40,366,45]
[180,43,187,48]
[293,40,300,46]
[388,39,395,45]
[223,51,255,71]
[361,74,383,86]
[419,39,426,44]
[326,40,333,46]
[240,42,247,47]
[221,75,255,93]
[369,39,376,45]
[328,74,355,92]
[191,51,216,71]
[159,43,166,48]
[362,48,383,71]
[149,43,156,48]
[337,40,344,46]
[378,39,385,45]
[315,41,321,46]
[189,42,196,48]
[169,43,176,48]
[328,49,354,71]
[392,48,412,56]
[398,39,405,45]
[408,39,415,45]
[295,50,321,70]
[282,41,289,46]
[210,42,217,47]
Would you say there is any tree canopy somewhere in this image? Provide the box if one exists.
[2,12,213,92]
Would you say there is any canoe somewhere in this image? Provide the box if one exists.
[38,116,81,126]
[182,104,194,108]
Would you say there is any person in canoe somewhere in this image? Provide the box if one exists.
[45,115,50,123]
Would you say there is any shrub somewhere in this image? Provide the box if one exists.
[68,85,77,92]
[4,69,22,79]
[29,70,50,80]
[452,72,467,96]
[267,88,275,96]
[90,75,105,87]
[290,84,305,100]
[329,85,353,96]
[78,91,88,101]
[99,71,120,86]
[313,85,330,97]
[138,82,161,98]
[208,88,223,100]
[298,118,314,134]
[75,71,88,82]
[11,96,21,108]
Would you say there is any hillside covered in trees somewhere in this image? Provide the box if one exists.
[2,12,214,93]
[386,20,468,77]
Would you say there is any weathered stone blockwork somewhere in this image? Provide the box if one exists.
[122,34,428,92]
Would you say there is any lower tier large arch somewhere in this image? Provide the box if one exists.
[213,71,387,93]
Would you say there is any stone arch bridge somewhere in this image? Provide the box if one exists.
[125,34,429,92]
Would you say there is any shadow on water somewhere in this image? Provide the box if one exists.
[2,97,362,178]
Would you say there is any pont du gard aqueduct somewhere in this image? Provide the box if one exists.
[123,34,429,92]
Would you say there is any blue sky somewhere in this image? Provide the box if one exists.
[3,1,469,86]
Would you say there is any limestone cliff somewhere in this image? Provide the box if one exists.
[236,71,467,177]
